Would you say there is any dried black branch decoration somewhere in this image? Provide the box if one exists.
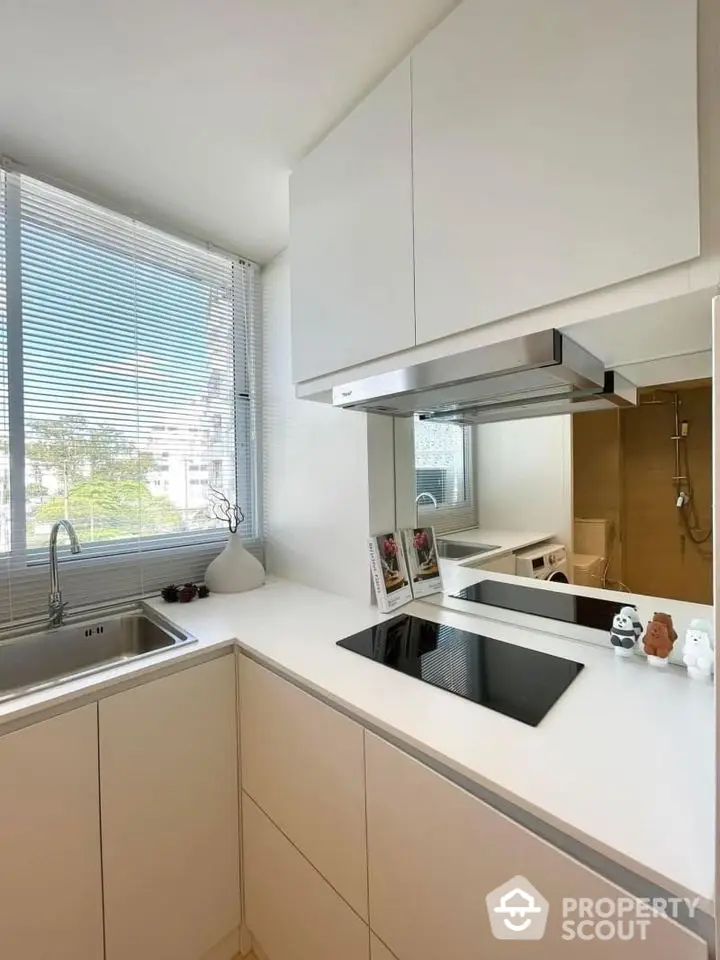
[208,485,245,534]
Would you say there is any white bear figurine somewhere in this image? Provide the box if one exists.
[610,606,642,658]
[682,619,714,681]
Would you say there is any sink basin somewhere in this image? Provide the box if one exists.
[437,541,500,559]
[0,609,196,704]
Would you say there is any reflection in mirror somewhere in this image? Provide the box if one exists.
[414,418,476,535]
[408,287,714,606]
[573,381,712,605]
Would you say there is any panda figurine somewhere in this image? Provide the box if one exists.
[610,606,642,658]
[682,619,714,681]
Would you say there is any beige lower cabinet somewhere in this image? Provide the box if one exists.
[239,655,368,918]
[0,704,104,960]
[100,656,240,960]
[243,792,369,960]
[365,733,707,960]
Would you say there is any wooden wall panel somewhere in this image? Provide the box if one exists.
[573,386,712,604]
[622,387,712,604]
[572,410,623,587]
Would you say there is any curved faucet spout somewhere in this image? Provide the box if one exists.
[414,491,438,526]
[48,519,82,627]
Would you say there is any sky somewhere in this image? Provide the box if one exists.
[19,217,236,437]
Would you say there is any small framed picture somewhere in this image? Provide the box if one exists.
[368,531,413,612]
[401,527,443,598]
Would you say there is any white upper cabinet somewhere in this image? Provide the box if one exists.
[411,0,700,345]
[0,705,104,960]
[290,60,415,382]
[100,657,240,960]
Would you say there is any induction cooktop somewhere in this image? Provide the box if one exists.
[450,579,628,632]
[336,614,584,727]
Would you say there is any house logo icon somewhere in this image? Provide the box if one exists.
[485,875,549,940]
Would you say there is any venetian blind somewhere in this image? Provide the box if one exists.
[0,169,261,625]
[414,417,477,534]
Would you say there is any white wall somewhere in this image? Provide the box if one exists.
[262,252,393,602]
[474,416,573,548]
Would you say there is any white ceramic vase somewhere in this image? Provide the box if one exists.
[205,532,265,594]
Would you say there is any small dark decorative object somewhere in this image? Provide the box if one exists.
[161,584,179,603]
[178,584,196,603]
[208,486,245,533]
[198,584,210,599]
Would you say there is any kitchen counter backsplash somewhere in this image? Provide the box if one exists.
[433,562,713,670]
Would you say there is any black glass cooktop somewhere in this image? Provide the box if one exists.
[451,579,628,632]
[337,614,584,727]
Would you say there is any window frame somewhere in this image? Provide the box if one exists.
[1,164,263,578]
[416,423,477,535]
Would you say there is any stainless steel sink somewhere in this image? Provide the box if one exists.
[0,609,196,703]
[437,541,500,559]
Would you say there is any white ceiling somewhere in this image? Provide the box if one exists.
[0,0,456,264]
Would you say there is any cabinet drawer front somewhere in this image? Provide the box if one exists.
[243,793,369,960]
[365,733,706,960]
[100,656,240,960]
[0,705,104,960]
[239,656,368,918]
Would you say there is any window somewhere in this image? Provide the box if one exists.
[414,418,476,534]
[0,167,260,623]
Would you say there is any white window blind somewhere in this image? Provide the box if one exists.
[414,417,476,534]
[0,169,261,625]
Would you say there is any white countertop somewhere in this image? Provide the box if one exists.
[438,527,553,563]
[0,575,713,916]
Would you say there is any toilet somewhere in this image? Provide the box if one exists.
[573,553,605,587]
[573,519,611,587]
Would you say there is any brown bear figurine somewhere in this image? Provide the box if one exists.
[642,612,677,663]
[652,612,677,645]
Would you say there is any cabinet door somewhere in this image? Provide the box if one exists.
[243,793,368,960]
[412,0,699,346]
[0,705,104,960]
[239,656,367,918]
[365,733,706,960]
[290,60,415,382]
[100,656,240,960]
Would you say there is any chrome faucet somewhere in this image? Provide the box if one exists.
[414,491,438,526]
[48,519,82,627]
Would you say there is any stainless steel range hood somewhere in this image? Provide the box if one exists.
[332,330,637,424]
